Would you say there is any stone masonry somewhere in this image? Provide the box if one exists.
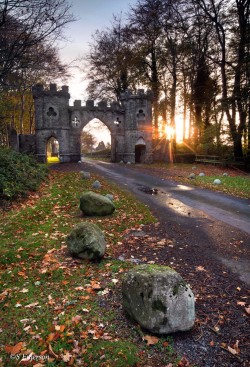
[31,83,153,163]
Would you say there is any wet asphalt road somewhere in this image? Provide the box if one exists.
[81,159,250,285]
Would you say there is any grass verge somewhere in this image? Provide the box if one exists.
[0,170,187,366]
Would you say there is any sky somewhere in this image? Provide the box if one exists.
[58,0,137,102]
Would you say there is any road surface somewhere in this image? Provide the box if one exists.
[82,159,250,285]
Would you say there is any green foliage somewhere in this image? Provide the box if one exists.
[0,147,48,201]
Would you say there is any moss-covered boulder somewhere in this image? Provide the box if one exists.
[66,222,106,260]
[122,264,195,334]
[79,191,115,216]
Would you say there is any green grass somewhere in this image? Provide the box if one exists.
[193,175,250,197]
[0,170,191,367]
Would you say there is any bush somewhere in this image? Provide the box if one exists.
[0,148,48,202]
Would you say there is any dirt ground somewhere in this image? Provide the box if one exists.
[51,162,250,367]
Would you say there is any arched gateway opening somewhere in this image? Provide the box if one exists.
[135,137,146,163]
[46,137,59,163]
[81,119,111,159]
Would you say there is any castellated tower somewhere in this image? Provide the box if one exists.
[120,89,153,163]
[32,83,73,162]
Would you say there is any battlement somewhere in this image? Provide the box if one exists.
[70,99,123,112]
[32,83,70,99]
[120,89,153,100]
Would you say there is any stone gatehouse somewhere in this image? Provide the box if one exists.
[28,83,153,163]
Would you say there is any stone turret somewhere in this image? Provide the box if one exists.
[120,89,153,163]
[32,83,71,162]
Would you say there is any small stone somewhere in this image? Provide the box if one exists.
[198,173,205,177]
[188,173,196,179]
[192,166,196,170]
[223,173,228,176]
[92,180,102,189]
[80,191,115,216]
[120,160,124,164]
[213,179,221,185]
[105,194,114,201]
[127,162,131,164]
[81,171,91,179]
[66,222,106,260]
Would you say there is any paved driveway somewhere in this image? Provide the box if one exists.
[82,159,250,285]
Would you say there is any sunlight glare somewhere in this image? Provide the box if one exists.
[175,116,184,143]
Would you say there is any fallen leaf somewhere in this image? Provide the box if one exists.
[72,315,82,325]
[19,288,29,293]
[25,302,39,308]
[55,325,66,332]
[62,351,72,362]
[0,290,9,302]
[228,346,238,355]
[143,335,159,345]
[237,301,246,306]
[196,266,206,272]
[90,281,102,290]
[48,344,58,358]
[81,308,89,313]
[245,306,250,315]
[5,342,23,355]
[177,357,190,366]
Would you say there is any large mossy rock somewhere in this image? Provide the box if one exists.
[122,264,195,334]
[80,191,115,216]
[66,222,106,260]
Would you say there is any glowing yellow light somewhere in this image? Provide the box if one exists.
[165,125,174,140]
[175,116,184,143]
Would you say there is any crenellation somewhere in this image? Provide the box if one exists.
[74,100,81,108]
[50,83,57,92]
[98,101,107,109]
[61,85,69,93]
[86,100,95,108]
[110,101,121,109]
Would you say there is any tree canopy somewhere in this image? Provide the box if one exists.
[84,0,250,158]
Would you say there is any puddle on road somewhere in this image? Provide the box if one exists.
[137,186,158,195]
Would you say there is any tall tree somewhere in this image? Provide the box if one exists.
[85,15,136,101]
[128,0,164,137]
[194,0,249,158]
[0,0,74,89]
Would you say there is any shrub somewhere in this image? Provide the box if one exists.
[0,147,48,202]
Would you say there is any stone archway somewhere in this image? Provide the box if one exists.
[32,84,153,163]
[81,118,111,158]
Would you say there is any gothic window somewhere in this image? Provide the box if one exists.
[137,109,145,119]
[47,107,57,117]
[72,116,80,127]
[114,117,122,125]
